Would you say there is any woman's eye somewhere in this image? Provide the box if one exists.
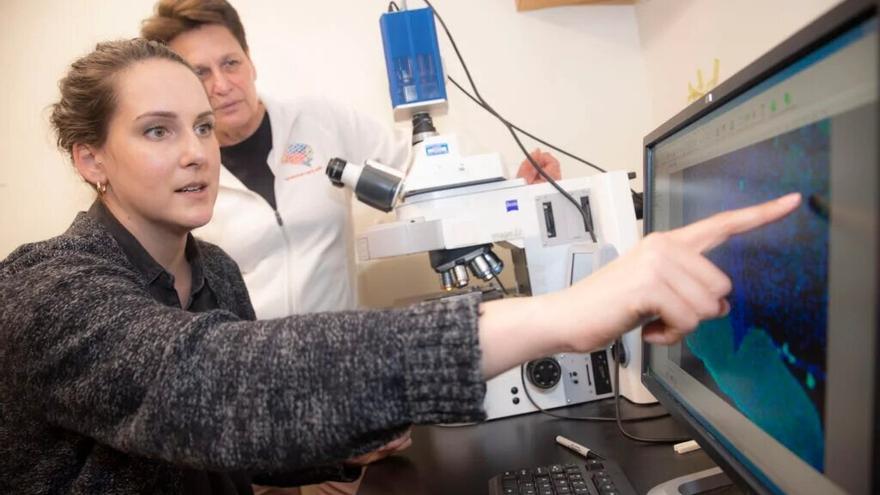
[195,122,214,137]
[145,127,168,139]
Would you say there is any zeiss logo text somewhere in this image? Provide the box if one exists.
[505,200,519,212]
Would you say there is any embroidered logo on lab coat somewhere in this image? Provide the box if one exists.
[282,143,314,167]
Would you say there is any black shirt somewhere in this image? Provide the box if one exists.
[220,112,276,210]
[87,201,252,495]
[88,201,219,311]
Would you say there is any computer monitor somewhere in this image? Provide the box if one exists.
[642,1,878,494]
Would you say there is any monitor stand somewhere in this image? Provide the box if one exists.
[647,467,744,495]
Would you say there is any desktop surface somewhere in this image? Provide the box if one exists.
[359,399,715,495]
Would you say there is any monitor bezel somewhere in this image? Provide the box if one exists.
[641,0,879,493]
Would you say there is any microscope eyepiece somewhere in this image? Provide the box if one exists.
[326,158,347,187]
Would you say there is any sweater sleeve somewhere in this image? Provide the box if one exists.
[0,247,486,474]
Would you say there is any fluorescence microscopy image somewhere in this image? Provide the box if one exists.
[675,118,830,471]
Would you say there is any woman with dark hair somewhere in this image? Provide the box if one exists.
[0,38,800,495]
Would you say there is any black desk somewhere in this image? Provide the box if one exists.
[359,398,716,495]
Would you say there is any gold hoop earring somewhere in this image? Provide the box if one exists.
[97,182,107,195]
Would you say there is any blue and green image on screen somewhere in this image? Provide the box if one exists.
[678,118,829,471]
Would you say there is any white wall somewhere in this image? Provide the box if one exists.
[0,0,160,258]
[635,0,843,129]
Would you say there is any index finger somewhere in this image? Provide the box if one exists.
[669,192,802,253]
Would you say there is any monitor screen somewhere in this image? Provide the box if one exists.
[643,2,878,494]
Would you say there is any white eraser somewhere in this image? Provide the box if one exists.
[673,440,700,454]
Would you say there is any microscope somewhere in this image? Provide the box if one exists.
[325,6,654,420]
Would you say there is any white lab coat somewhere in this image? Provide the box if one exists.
[196,95,409,318]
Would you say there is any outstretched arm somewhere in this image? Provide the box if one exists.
[477,192,802,378]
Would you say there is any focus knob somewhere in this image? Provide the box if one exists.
[526,358,562,389]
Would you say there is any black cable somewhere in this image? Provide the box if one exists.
[424,0,643,218]
[449,76,646,219]
[612,341,691,444]
[420,0,598,241]
[414,1,678,440]
[447,76,609,175]
[421,0,487,107]
[388,1,400,12]
[519,365,669,423]
[421,1,684,438]
[509,125,598,242]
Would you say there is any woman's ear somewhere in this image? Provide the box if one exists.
[71,143,106,188]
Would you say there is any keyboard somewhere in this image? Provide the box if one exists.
[488,458,637,495]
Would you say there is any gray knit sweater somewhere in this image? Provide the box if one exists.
[0,212,486,494]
